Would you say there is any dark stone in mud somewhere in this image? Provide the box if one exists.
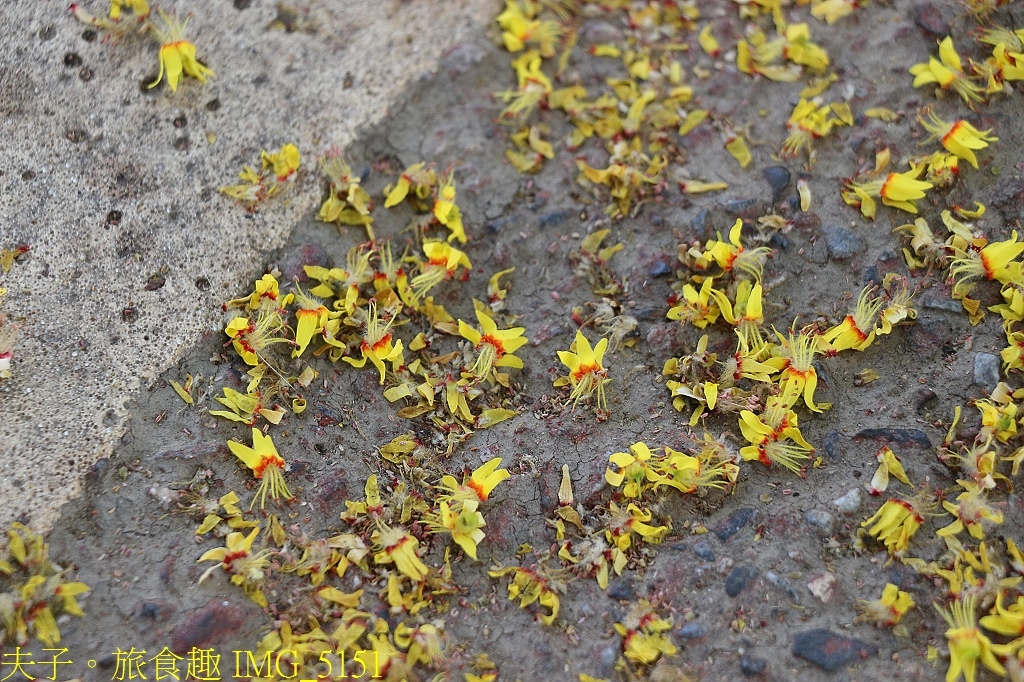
[914,387,938,412]
[822,225,865,260]
[769,233,789,250]
[714,507,755,541]
[279,242,327,282]
[740,653,767,676]
[762,166,790,204]
[792,629,878,670]
[607,577,635,601]
[913,3,949,37]
[822,431,841,461]
[170,598,248,654]
[648,260,672,278]
[134,599,175,622]
[805,509,835,534]
[678,621,708,639]
[726,564,759,597]
[725,198,761,216]
[538,208,573,229]
[854,428,932,448]
[692,539,715,561]
[973,352,1000,392]
[908,319,946,353]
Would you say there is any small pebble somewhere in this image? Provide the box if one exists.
[648,261,672,278]
[854,428,932,449]
[822,224,866,260]
[973,353,1000,393]
[713,507,755,541]
[792,629,878,671]
[726,564,759,597]
[804,509,835,535]
[692,540,715,561]
[833,488,862,513]
[761,165,791,204]
[822,430,842,461]
[764,570,801,603]
[740,653,767,677]
[678,621,708,639]
[606,577,635,601]
[807,572,838,603]
[914,3,950,37]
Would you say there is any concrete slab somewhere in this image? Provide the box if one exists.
[0,0,496,530]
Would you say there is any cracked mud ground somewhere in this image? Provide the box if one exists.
[23,0,1024,680]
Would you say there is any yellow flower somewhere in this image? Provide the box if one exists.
[372,524,428,582]
[394,622,446,668]
[910,37,985,105]
[783,23,830,72]
[936,596,1007,682]
[198,526,270,606]
[936,482,1004,546]
[290,285,330,358]
[979,593,1024,642]
[438,458,510,504]
[780,99,851,160]
[228,428,292,509]
[147,10,214,92]
[555,330,611,412]
[261,143,301,184]
[614,600,677,665]
[704,219,772,281]
[861,496,930,557]
[109,0,150,21]
[496,0,562,57]
[488,565,562,625]
[604,501,668,551]
[667,277,722,329]
[764,327,829,412]
[409,241,472,304]
[869,446,911,495]
[605,442,663,498]
[653,443,739,493]
[918,111,997,169]
[224,308,289,366]
[458,308,528,380]
[738,384,815,475]
[842,169,933,219]
[384,162,437,209]
[810,0,856,24]
[318,152,374,238]
[428,500,486,560]
[497,51,553,120]
[433,174,467,244]
[820,285,884,353]
[855,583,915,626]
[949,232,1024,298]
[343,301,404,384]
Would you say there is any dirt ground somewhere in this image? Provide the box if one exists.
[9,0,1024,680]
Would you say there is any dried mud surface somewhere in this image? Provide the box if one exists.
[27,0,1024,680]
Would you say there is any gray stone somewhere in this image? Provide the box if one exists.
[692,540,716,561]
[740,653,767,677]
[822,225,866,260]
[804,509,835,534]
[973,353,1000,393]
[678,621,708,639]
[726,564,759,597]
[792,629,878,671]
[833,488,862,514]
[761,165,791,204]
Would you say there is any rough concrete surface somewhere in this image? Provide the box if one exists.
[0,0,495,531]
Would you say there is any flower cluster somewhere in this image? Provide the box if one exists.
[220,144,301,210]
[0,524,89,646]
